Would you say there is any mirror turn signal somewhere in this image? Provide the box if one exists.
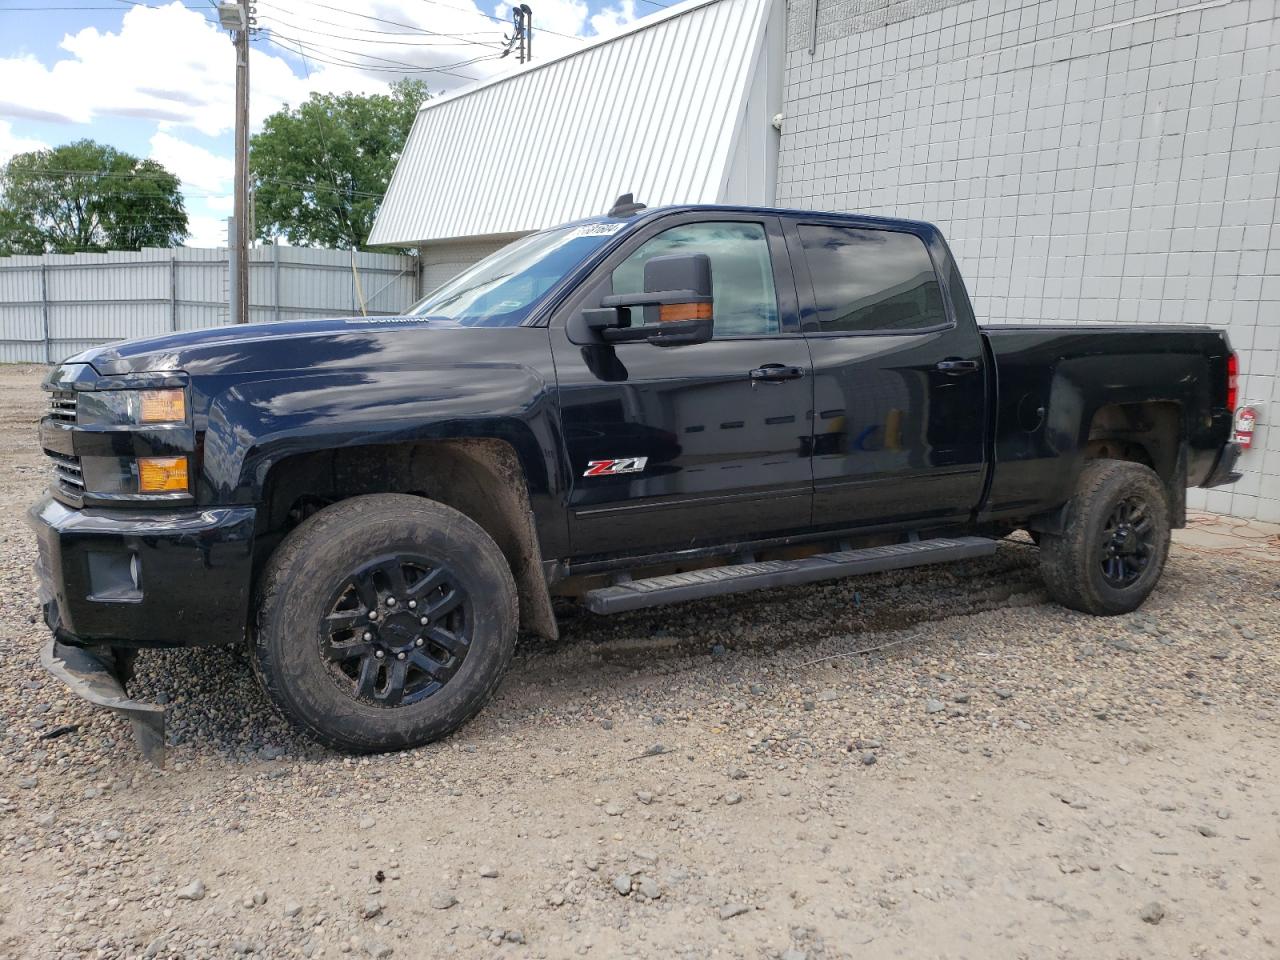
[658,301,712,322]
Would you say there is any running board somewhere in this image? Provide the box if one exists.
[583,536,998,615]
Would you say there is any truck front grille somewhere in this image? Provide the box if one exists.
[48,390,77,424]
[48,450,85,505]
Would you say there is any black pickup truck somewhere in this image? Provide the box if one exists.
[30,200,1242,760]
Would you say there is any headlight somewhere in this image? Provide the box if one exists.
[77,389,187,426]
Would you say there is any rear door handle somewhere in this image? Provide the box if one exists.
[935,358,980,375]
[750,364,806,383]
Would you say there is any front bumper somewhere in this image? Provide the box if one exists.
[41,639,166,766]
[27,495,257,648]
[1202,441,1243,488]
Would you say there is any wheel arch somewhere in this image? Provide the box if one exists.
[257,438,558,641]
[1031,400,1188,536]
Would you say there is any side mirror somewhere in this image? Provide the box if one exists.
[584,253,714,346]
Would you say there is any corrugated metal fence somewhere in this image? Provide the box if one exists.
[0,245,421,364]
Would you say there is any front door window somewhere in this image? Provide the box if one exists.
[610,222,780,337]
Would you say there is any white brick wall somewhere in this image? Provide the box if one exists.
[777,0,1280,520]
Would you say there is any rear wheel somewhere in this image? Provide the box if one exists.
[252,494,516,753]
[1038,460,1170,616]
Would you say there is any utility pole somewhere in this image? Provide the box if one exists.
[219,1,252,323]
[504,5,533,64]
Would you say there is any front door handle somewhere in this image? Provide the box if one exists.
[935,358,980,375]
[750,364,806,383]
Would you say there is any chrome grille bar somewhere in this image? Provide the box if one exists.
[48,390,77,424]
[47,450,85,502]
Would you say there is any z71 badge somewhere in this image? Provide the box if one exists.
[583,457,648,477]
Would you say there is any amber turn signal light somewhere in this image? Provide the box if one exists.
[658,302,713,323]
[137,456,189,493]
[139,389,186,423]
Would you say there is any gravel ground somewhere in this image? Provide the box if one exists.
[1,362,1278,960]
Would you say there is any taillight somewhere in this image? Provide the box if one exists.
[1226,352,1238,413]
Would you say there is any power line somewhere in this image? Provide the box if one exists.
[255,14,503,48]
[259,33,497,81]
[407,0,588,42]
[259,0,509,49]
[0,3,209,8]
[263,29,501,71]
[254,8,501,41]
[261,0,587,46]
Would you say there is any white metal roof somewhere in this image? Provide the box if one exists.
[368,0,779,246]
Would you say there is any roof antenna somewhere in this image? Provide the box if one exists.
[608,193,646,218]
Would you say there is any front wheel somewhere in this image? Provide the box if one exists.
[1038,460,1171,616]
[252,494,517,753]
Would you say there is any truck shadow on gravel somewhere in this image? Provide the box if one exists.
[122,542,1046,760]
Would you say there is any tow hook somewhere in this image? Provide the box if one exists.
[40,640,166,767]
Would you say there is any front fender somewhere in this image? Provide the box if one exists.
[199,364,560,507]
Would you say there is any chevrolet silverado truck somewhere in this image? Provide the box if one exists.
[30,199,1242,761]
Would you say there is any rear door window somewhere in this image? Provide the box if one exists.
[798,225,946,333]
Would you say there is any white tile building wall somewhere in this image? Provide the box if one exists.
[418,235,528,295]
[777,0,1280,520]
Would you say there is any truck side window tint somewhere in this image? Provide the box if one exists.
[611,222,780,337]
[799,225,946,332]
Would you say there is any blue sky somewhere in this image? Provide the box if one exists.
[0,0,652,245]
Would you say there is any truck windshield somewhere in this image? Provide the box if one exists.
[407,223,622,326]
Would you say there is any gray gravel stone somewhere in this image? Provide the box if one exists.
[429,892,458,910]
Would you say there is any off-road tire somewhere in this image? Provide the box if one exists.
[1038,459,1170,616]
[252,494,517,753]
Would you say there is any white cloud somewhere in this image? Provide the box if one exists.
[149,131,232,194]
[184,212,230,248]
[0,3,395,137]
[0,1,644,140]
[204,193,233,215]
[0,119,47,165]
[589,0,643,38]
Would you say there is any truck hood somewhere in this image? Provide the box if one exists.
[74,315,477,377]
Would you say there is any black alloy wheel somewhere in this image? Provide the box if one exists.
[322,554,470,707]
[1098,496,1156,588]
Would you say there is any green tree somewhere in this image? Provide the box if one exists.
[250,79,428,250]
[0,140,188,254]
